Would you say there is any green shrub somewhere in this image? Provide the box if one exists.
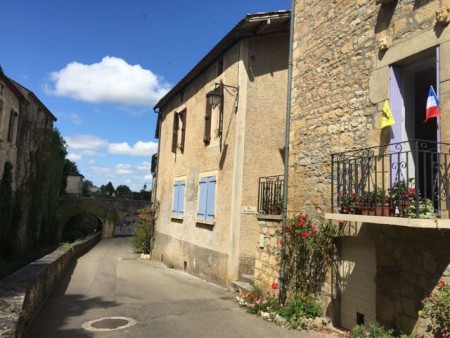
[420,279,450,337]
[131,206,154,254]
[347,323,413,338]
[275,294,323,326]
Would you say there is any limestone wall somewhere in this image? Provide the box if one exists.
[289,0,450,215]
[254,216,282,293]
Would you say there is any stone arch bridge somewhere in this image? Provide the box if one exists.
[56,197,149,239]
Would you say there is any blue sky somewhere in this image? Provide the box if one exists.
[0,0,291,192]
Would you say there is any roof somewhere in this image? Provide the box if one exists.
[9,79,57,121]
[154,10,290,111]
[0,72,27,102]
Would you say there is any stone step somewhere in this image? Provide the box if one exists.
[230,280,254,294]
[240,274,255,285]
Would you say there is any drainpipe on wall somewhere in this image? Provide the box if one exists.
[152,108,162,208]
[279,0,295,305]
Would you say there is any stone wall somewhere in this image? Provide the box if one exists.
[289,0,450,215]
[0,233,100,338]
[254,215,282,293]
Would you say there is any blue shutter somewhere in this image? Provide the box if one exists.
[198,178,207,220]
[178,180,185,216]
[206,176,216,221]
[172,181,179,216]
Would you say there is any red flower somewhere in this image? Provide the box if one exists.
[284,226,291,232]
[438,279,446,288]
[280,239,284,245]
[297,213,306,220]
[296,220,304,227]
[311,225,317,235]
[302,231,309,239]
[338,220,345,226]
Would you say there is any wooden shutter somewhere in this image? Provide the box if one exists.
[171,112,179,153]
[197,178,208,220]
[178,180,185,216]
[206,176,216,221]
[180,110,186,153]
[172,181,179,216]
[204,100,212,145]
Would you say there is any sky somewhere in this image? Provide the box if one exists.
[0,0,291,192]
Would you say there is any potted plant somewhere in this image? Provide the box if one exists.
[388,178,414,217]
[338,190,362,214]
[362,186,387,215]
[406,198,436,219]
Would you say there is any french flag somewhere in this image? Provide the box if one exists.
[424,85,441,122]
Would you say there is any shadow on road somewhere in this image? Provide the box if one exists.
[29,261,120,338]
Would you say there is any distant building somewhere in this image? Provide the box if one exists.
[66,173,84,196]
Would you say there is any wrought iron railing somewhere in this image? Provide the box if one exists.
[258,175,284,215]
[331,139,450,219]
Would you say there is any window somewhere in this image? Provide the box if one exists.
[216,59,224,76]
[171,110,187,153]
[204,89,223,146]
[172,179,185,217]
[197,175,216,222]
[7,110,18,143]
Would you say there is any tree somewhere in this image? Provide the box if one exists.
[116,184,132,197]
[82,179,93,197]
[60,159,80,194]
[105,181,115,197]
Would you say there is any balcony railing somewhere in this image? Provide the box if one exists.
[331,139,450,219]
[258,175,284,215]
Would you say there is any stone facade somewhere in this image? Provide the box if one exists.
[254,216,282,293]
[153,11,290,287]
[66,173,84,196]
[288,0,450,334]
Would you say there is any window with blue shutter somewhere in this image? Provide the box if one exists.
[172,180,185,217]
[197,176,216,222]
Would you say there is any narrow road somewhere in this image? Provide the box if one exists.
[30,237,335,338]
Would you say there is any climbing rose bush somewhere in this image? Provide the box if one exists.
[131,206,154,254]
[420,279,450,337]
[283,213,336,296]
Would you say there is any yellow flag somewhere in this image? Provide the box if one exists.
[381,100,395,128]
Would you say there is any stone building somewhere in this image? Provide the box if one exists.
[66,173,84,196]
[153,11,290,287]
[286,0,450,334]
[0,71,63,256]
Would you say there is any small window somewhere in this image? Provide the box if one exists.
[217,59,223,76]
[172,179,185,218]
[197,175,216,222]
[7,110,18,143]
[179,90,185,104]
[171,110,187,154]
[204,89,222,146]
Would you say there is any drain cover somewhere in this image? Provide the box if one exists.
[82,316,136,332]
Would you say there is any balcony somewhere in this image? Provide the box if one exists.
[326,139,450,229]
[258,175,283,216]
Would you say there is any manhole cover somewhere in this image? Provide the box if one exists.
[82,316,136,332]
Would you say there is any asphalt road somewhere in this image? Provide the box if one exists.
[29,237,337,338]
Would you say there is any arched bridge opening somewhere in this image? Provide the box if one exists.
[57,197,148,241]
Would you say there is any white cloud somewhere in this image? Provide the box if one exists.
[66,134,108,150]
[67,153,82,161]
[115,163,133,175]
[108,141,158,157]
[46,56,171,106]
[70,113,82,124]
[90,166,111,174]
